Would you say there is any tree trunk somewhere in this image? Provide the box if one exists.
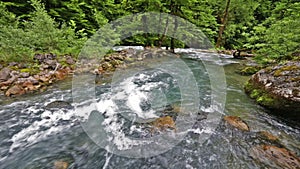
[157,12,162,47]
[170,3,179,53]
[171,10,178,53]
[158,15,170,48]
[142,14,150,47]
[216,0,231,48]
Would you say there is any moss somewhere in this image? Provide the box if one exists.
[256,94,275,107]
[20,68,40,75]
[281,65,298,71]
[244,80,276,107]
[274,65,299,77]
[124,57,135,63]
[110,59,123,66]
[285,77,300,82]
[273,69,282,77]
[264,66,273,73]
[250,89,261,98]
[59,61,69,68]
[239,66,261,76]
[244,81,254,94]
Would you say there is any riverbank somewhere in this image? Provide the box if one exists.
[0,48,180,97]
[0,53,75,97]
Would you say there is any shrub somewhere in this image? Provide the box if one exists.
[0,0,86,62]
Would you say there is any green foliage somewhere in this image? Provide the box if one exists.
[0,0,86,62]
[0,1,33,62]
[244,80,275,107]
[253,1,300,62]
[0,0,299,62]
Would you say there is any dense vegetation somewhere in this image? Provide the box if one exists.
[0,0,299,63]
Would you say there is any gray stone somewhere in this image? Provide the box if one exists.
[44,59,57,69]
[20,72,30,78]
[65,56,75,65]
[0,68,11,82]
[45,100,73,110]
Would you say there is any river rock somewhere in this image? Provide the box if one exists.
[40,63,49,70]
[5,85,25,96]
[0,68,11,82]
[19,72,30,78]
[34,53,56,63]
[8,62,18,67]
[28,76,39,85]
[250,145,300,169]
[244,61,300,117]
[0,75,17,90]
[151,116,176,132]
[22,81,35,91]
[257,131,278,142]
[44,59,58,69]
[121,48,136,57]
[54,161,69,169]
[65,55,75,65]
[55,69,68,80]
[223,116,250,131]
[39,75,52,83]
[45,100,73,110]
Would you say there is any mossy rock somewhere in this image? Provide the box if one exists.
[244,65,300,119]
[124,57,135,63]
[110,59,124,66]
[273,65,299,77]
[238,66,262,76]
[20,68,40,75]
[244,81,277,108]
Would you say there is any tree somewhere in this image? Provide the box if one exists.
[255,1,300,61]
[216,0,230,48]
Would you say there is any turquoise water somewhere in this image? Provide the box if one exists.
[0,50,299,168]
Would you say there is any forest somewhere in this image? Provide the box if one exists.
[0,0,299,63]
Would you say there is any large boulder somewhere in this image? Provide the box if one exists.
[244,61,300,118]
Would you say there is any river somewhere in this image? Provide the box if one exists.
[0,49,299,168]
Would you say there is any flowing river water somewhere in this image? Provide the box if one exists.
[0,49,299,168]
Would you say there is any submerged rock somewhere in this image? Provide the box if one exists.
[151,116,176,132]
[244,61,300,117]
[53,161,69,169]
[45,100,73,110]
[257,131,279,142]
[250,145,300,169]
[223,116,250,131]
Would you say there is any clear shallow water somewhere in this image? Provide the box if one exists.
[0,51,299,168]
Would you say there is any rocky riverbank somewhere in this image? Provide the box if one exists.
[0,48,176,97]
[244,61,300,119]
[0,53,74,96]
